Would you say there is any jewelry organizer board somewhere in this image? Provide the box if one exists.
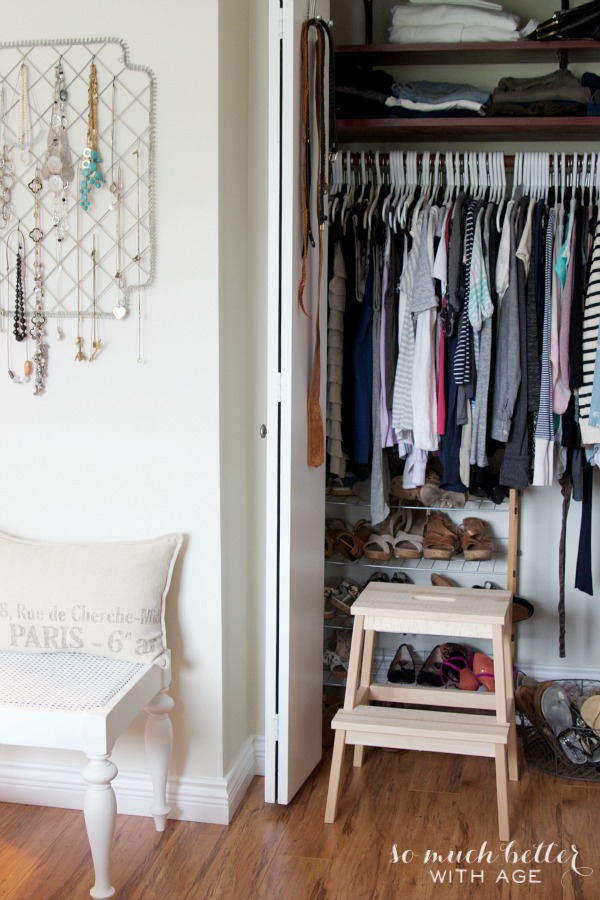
[0,37,155,383]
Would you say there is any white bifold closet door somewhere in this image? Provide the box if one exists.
[264,0,330,804]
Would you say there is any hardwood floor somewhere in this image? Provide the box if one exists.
[1,740,599,899]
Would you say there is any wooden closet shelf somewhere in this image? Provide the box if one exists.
[337,117,600,143]
[335,39,600,66]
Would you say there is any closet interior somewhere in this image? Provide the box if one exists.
[321,29,600,719]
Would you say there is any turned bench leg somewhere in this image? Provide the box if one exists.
[83,754,118,899]
[145,688,174,831]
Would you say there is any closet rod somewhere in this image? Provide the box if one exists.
[341,152,584,170]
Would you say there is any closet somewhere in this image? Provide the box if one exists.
[265,0,600,808]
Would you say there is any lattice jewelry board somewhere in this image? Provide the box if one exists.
[0,37,155,391]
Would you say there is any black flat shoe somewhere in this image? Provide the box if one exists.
[366,571,389,585]
[387,643,416,683]
[391,571,412,584]
[417,645,443,687]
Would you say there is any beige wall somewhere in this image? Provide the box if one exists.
[0,1,236,788]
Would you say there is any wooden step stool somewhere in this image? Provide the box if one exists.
[324,583,519,840]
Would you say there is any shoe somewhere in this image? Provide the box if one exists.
[460,517,493,561]
[439,643,478,690]
[323,584,336,619]
[416,469,443,506]
[387,643,416,683]
[323,649,348,679]
[325,517,347,559]
[335,631,352,663]
[417,645,443,687]
[431,573,456,588]
[392,509,426,559]
[512,596,535,623]
[366,571,389,585]
[329,579,361,615]
[438,490,468,508]
[473,581,534,623]
[472,652,495,691]
[580,694,600,736]
[533,682,600,766]
[391,571,413,584]
[329,475,356,496]
[390,475,419,505]
[422,512,460,560]
[363,510,411,561]
[333,523,365,562]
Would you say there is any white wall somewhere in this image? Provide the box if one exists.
[0,0,239,793]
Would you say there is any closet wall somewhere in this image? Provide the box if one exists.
[326,0,600,675]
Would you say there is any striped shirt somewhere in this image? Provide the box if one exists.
[578,217,600,424]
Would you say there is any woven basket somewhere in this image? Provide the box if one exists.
[518,679,600,782]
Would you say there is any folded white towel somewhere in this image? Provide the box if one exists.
[391,3,519,31]
[385,96,486,112]
[408,0,503,9]
[389,23,523,42]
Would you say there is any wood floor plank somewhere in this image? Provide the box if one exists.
[255,855,330,900]
[0,803,75,898]
[1,740,599,900]
[117,822,223,900]
[181,775,291,899]
[1,806,98,899]
[560,782,600,900]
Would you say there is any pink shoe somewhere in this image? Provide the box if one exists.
[472,652,495,691]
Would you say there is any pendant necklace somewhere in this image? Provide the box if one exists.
[89,233,101,361]
[109,79,127,318]
[7,226,31,382]
[28,169,47,394]
[74,168,86,361]
[43,61,73,249]
[0,85,14,230]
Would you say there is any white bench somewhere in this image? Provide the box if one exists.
[0,530,182,898]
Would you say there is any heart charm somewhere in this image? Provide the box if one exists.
[113,305,127,320]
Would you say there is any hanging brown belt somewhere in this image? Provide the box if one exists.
[300,16,337,468]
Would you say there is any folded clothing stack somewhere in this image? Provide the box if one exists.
[385,78,491,118]
[582,72,600,116]
[487,69,592,117]
[388,0,538,44]
[335,60,396,119]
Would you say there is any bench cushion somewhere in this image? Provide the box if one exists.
[0,531,182,668]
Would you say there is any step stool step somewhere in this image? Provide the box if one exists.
[332,705,510,746]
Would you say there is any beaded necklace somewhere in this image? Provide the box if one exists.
[80,61,105,210]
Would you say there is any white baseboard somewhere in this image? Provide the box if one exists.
[0,734,266,826]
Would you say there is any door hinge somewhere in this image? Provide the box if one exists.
[273,714,279,741]
[279,4,284,39]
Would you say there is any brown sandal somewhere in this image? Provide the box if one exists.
[325,518,347,559]
[422,512,459,560]
[461,517,493,561]
[334,529,364,561]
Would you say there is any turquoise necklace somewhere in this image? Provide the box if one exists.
[80,61,105,210]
